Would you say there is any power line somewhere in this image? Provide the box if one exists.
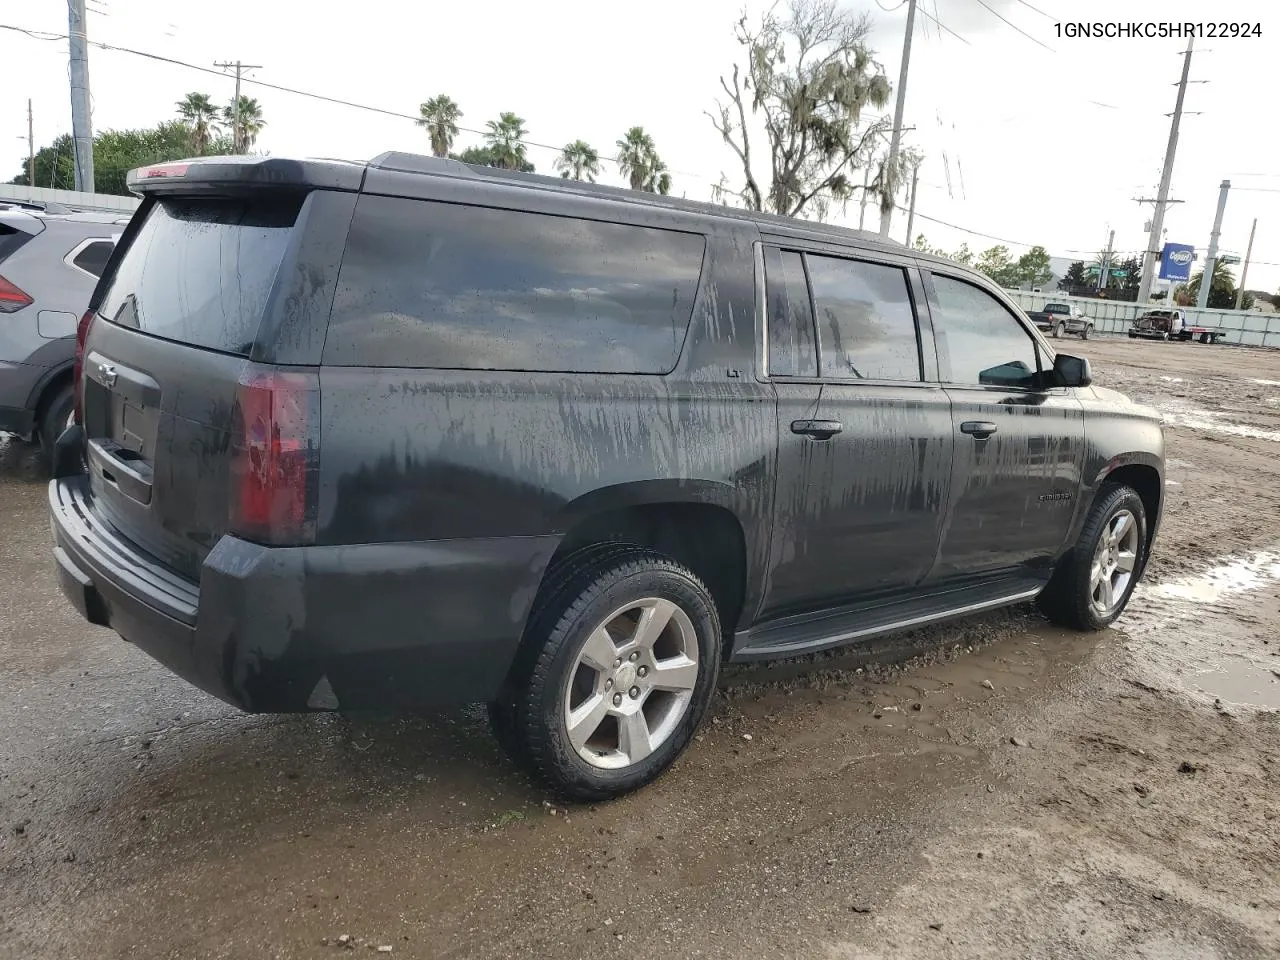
[2,22,721,182]
[970,0,1056,53]
[916,7,971,44]
[1012,0,1056,21]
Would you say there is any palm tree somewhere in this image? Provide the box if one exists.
[417,95,462,158]
[615,126,671,194]
[223,96,265,152]
[647,158,672,196]
[483,112,529,171]
[554,140,601,182]
[176,92,220,155]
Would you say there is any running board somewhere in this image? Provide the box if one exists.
[731,579,1045,662]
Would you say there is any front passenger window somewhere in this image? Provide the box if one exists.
[931,275,1041,389]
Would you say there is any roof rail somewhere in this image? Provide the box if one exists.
[364,149,906,250]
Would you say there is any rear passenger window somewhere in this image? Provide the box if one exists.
[325,196,706,373]
[70,239,113,278]
[764,248,817,377]
[806,255,921,381]
[930,275,1041,389]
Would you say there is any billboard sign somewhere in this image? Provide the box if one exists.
[1159,242,1195,281]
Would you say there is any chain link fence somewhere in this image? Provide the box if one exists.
[1003,290,1280,348]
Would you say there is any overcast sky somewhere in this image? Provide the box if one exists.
[4,0,1278,293]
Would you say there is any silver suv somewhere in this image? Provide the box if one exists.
[0,203,126,454]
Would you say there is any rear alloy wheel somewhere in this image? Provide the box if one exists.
[1081,324,1091,340]
[496,547,720,801]
[562,597,700,771]
[1054,322,1065,339]
[1039,484,1147,631]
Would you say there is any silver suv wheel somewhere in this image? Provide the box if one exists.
[562,597,700,770]
[1089,509,1139,617]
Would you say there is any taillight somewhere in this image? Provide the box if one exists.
[0,275,33,313]
[228,365,320,546]
[73,309,94,424]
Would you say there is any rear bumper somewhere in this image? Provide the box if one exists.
[49,474,558,712]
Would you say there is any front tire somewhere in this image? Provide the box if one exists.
[494,546,721,801]
[1039,485,1148,631]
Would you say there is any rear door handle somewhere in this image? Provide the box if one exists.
[960,420,998,440]
[791,419,844,440]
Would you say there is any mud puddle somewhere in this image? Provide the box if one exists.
[1117,549,1280,711]
[1156,399,1280,442]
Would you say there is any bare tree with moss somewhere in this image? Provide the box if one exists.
[707,0,893,220]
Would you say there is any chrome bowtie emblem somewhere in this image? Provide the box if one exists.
[98,362,117,387]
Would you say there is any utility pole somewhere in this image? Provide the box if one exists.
[1235,218,1258,311]
[1098,229,1115,291]
[1136,37,1195,305]
[27,99,35,186]
[858,166,871,230]
[67,0,95,192]
[214,60,262,153]
[879,0,917,237]
[1196,179,1230,309]
[904,160,921,246]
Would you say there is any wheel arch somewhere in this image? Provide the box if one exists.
[29,362,75,432]
[546,481,755,648]
[1092,456,1163,576]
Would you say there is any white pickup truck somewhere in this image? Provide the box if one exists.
[1026,302,1093,339]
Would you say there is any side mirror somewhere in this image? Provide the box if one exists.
[1053,353,1092,388]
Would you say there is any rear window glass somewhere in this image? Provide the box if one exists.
[0,223,32,263]
[324,196,706,372]
[99,198,300,356]
[70,239,113,278]
[807,254,921,381]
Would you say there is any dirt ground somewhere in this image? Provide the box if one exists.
[1,337,1278,960]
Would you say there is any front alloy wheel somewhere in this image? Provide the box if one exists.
[1038,483,1148,631]
[1089,509,1139,618]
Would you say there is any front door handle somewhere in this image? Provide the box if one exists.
[791,419,844,440]
[960,420,998,440]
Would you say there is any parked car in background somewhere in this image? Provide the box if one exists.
[0,206,125,454]
[1128,309,1223,343]
[1026,302,1094,340]
[49,154,1165,800]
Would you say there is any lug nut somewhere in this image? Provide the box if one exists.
[614,658,622,667]
[605,678,613,690]
[629,686,640,699]
[637,666,648,678]
[629,651,640,662]
[613,693,623,707]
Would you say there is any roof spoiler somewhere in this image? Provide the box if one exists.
[126,155,366,195]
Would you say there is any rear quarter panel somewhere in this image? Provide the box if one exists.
[315,191,776,641]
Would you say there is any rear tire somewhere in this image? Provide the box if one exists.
[1038,484,1148,631]
[1054,322,1065,339]
[39,384,75,465]
[494,545,721,801]
[1081,325,1091,341]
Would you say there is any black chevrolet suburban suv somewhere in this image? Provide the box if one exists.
[49,154,1164,799]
